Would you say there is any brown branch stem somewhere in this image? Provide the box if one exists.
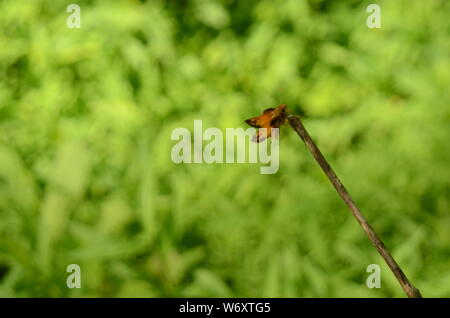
[287,114,422,298]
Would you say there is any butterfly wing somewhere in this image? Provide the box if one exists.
[245,116,263,128]
[263,107,275,114]
[252,122,273,143]
[246,105,286,142]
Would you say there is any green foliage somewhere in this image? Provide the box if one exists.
[0,0,449,297]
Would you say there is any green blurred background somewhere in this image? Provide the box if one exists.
[0,0,449,297]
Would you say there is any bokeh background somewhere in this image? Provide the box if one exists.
[0,0,449,297]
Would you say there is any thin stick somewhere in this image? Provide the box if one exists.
[287,114,422,298]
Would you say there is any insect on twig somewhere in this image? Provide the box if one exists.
[245,105,422,298]
[245,104,288,142]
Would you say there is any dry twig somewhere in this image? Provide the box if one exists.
[287,114,422,298]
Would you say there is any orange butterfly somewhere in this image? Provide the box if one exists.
[245,104,288,142]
